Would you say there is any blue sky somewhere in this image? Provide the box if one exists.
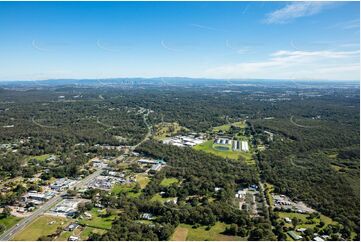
[0,1,359,81]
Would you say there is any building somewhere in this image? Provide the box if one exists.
[65,223,79,231]
[138,159,158,165]
[92,159,108,168]
[241,141,249,152]
[288,231,302,240]
[51,199,80,217]
[25,191,55,202]
[284,217,292,223]
[50,178,75,191]
[68,236,79,241]
[141,213,153,220]
[313,237,325,241]
[150,164,162,172]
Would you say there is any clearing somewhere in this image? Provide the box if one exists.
[172,222,244,241]
[160,177,179,187]
[12,215,70,241]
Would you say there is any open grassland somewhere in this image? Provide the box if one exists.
[0,215,21,232]
[135,174,150,189]
[212,121,246,132]
[111,183,141,198]
[12,216,70,241]
[173,222,244,241]
[160,177,179,187]
[153,122,184,140]
[77,208,117,230]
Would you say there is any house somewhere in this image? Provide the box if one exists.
[68,236,79,241]
[84,212,92,219]
[150,164,162,172]
[313,236,325,241]
[65,223,79,231]
[141,213,153,220]
[297,228,307,233]
[284,217,292,223]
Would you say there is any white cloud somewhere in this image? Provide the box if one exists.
[329,19,360,30]
[265,2,335,24]
[204,49,360,80]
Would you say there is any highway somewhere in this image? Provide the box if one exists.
[0,169,103,241]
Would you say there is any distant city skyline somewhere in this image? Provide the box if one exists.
[0,1,359,81]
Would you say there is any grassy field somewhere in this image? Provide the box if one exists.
[28,154,52,161]
[77,208,117,230]
[79,226,107,240]
[0,215,21,233]
[194,140,243,160]
[172,222,244,241]
[136,174,150,189]
[111,182,142,198]
[160,177,179,187]
[12,216,70,241]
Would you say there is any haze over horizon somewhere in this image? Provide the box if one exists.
[0,1,359,81]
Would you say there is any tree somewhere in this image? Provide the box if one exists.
[0,224,5,234]
[292,217,299,229]
[2,206,12,217]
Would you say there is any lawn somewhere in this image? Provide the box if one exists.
[12,216,70,241]
[0,215,21,233]
[173,222,244,241]
[77,208,116,230]
[160,177,179,187]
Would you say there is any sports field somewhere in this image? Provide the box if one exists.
[194,140,247,160]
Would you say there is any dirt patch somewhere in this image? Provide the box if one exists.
[171,226,188,241]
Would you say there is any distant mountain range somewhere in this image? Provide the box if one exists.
[0,77,359,89]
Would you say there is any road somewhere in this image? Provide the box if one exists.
[132,109,152,151]
[0,169,103,241]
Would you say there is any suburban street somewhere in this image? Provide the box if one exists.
[0,169,103,241]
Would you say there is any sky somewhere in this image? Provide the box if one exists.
[0,1,359,81]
